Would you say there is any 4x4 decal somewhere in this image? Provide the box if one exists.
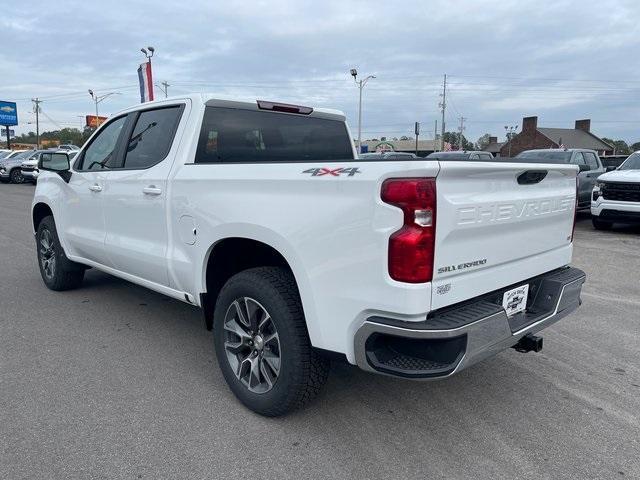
[302,167,361,177]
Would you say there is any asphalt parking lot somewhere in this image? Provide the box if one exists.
[1,183,639,480]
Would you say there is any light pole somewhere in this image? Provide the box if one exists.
[141,46,155,101]
[505,125,518,157]
[88,90,121,128]
[350,68,375,155]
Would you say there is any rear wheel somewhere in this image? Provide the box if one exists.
[10,168,24,184]
[36,216,85,291]
[592,217,613,231]
[213,267,329,416]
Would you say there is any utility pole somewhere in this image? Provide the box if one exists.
[156,81,170,98]
[434,119,438,152]
[350,68,375,154]
[439,74,447,150]
[414,122,420,155]
[32,98,42,149]
[458,116,466,150]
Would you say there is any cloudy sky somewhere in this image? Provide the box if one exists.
[4,0,640,144]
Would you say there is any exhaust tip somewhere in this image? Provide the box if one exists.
[512,333,543,353]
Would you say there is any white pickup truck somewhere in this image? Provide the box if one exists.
[32,95,585,416]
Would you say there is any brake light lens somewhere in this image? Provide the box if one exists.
[257,100,313,115]
[381,178,437,283]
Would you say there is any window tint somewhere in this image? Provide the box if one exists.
[583,152,599,170]
[124,106,183,169]
[195,107,354,163]
[571,152,587,166]
[516,151,573,163]
[80,116,127,170]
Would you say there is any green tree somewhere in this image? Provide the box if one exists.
[476,133,492,150]
[443,131,474,150]
[630,142,640,152]
[602,138,631,155]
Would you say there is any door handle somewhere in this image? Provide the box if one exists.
[89,184,102,192]
[142,186,162,196]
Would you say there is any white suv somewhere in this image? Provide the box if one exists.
[591,151,640,230]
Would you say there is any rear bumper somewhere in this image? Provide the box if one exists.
[354,267,585,379]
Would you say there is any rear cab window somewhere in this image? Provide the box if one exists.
[195,107,354,163]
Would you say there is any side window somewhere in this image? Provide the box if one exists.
[123,106,183,169]
[79,116,127,171]
[469,153,480,160]
[571,152,586,166]
[584,152,599,170]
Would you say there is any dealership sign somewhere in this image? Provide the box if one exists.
[0,101,18,126]
[86,115,108,128]
[1,127,15,137]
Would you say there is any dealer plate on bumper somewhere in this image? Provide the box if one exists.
[502,284,529,317]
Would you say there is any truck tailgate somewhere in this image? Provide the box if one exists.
[431,161,577,309]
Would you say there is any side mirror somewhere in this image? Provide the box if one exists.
[606,166,616,172]
[39,152,72,183]
[578,164,590,172]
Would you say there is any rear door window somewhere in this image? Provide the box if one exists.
[583,152,600,170]
[195,107,354,163]
[123,106,183,169]
[571,152,587,166]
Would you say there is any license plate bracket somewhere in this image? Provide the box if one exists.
[502,284,529,317]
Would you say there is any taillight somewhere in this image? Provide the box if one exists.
[571,175,578,242]
[381,178,437,283]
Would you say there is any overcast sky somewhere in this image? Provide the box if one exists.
[4,0,640,144]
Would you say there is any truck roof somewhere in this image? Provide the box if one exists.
[113,93,346,122]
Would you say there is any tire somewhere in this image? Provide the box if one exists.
[213,267,329,416]
[592,217,613,231]
[10,168,24,184]
[36,216,85,291]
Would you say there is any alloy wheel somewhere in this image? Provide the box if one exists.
[223,297,281,394]
[10,169,24,184]
[39,228,56,280]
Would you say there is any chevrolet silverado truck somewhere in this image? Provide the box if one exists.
[31,95,586,416]
[591,151,640,229]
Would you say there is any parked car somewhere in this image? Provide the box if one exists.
[515,149,608,209]
[57,144,80,151]
[0,150,36,183]
[3,149,28,159]
[426,151,495,161]
[359,152,418,160]
[591,151,640,229]
[31,95,585,416]
[0,149,12,159]
[22,150,77,183]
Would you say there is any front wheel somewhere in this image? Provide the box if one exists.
[213,267,329,416]
[36,216,85,291]
[592,217,613,231]
[10,168,24,184]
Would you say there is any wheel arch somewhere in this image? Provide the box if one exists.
[32,202,54,233]
[200,236,316,343]
[201,237,301,328]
